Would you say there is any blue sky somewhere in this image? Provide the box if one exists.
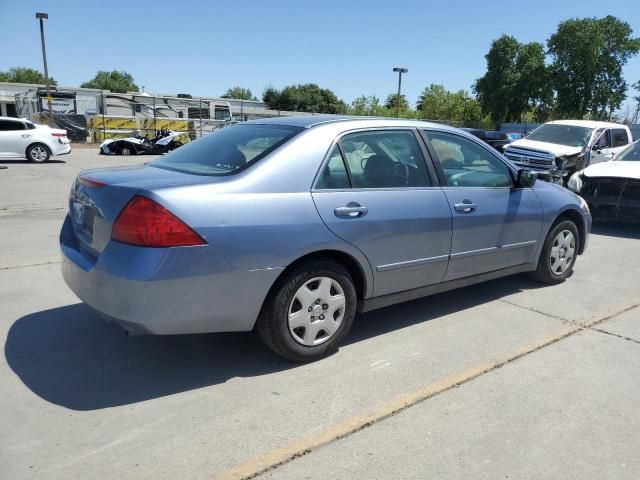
[1,0,639,107]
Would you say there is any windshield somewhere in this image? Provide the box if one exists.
[526,124,594,147]
[616,141,640,162]
[151,124,302,175]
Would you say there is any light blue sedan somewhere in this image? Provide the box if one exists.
[61,116,591,361]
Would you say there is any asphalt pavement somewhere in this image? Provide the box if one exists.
[0,149,638,480]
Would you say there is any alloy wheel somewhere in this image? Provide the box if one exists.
[31,146,48,161]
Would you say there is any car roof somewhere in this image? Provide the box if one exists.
[241,114,463,132]
[546,119,627,129]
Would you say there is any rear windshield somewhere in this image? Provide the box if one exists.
[617,141,640,162]
[526,124,593,147]
[151,124,302,175]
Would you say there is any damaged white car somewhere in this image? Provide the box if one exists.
[568,140,640,222]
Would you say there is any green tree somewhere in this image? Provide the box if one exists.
[348,95,386,116]
[548,16,640,119]
[221,86,256,101]
[416,84,488,127]
[0,67,57,85]
[474,35,550,123]
[631,80,640,124]
[261,84,347,113]
[384,93,409,112]
[80,70,139,92]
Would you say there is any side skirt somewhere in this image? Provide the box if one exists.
[357,263,536,314]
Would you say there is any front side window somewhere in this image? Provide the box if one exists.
[593,129,612,149]
[151,124,301,176]
[338,130,430,188]
[611,129,629,148]
[527,124,594,147]
[426,131,513,188]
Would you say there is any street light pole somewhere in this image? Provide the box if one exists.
[392,67,408,118]
[35,12,52,127]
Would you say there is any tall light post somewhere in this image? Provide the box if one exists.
[392,67,408,118]
[36,12,52,126]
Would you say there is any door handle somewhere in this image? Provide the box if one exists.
[454,201,477,213]
[335,203,368,218]
[21,134,31,138]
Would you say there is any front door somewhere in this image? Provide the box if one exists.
[422,129,543,281]
[312,129,452,297]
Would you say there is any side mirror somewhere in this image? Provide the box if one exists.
[516,169,536,188]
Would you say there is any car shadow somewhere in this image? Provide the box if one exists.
[591,221,640,239]
[0,160,66,164]
[5,274,544,411]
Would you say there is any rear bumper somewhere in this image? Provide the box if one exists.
[53,143,72,156]
[60,215,283,334]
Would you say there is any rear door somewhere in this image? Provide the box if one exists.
[421,129,543,281]
[0,119,31,157]
[312,129,452,297]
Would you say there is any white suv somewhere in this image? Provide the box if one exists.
[0,117,71,162]
[503,120,633,184]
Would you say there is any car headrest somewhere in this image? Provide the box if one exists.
[218,147,247,169]
[364,155,394,174]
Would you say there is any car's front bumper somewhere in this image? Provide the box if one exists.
[60,215,283,334]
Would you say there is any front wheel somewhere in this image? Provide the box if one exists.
[530,220,579,284]
[257,260,357,362]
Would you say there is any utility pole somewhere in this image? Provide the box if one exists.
[392,67,408,118]
[36,12,52,127]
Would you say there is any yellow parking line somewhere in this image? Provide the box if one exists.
[213,300,640,480]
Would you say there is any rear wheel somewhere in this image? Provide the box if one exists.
[117,145,133,155]
[530,220,579,284]
[26,143,50,163]
[257,260,357,362]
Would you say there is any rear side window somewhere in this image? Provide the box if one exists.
[316,146,350,189]
[611,129,629,148]
[0,120,25,131]
[151,124,301,176]
[338,130,431,188]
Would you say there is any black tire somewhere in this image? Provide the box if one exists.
[530,219,579,284]
[117,144,134,156]
[26,143,51,163]
[257,260,357,362]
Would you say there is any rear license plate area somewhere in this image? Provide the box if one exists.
[71,201,95,239]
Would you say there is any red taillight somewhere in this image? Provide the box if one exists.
[78,175,107,188]
[112,196,206,247]
[51,132,66,137]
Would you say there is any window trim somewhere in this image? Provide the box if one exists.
[419,128,517,189]
[312,127,437,191]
